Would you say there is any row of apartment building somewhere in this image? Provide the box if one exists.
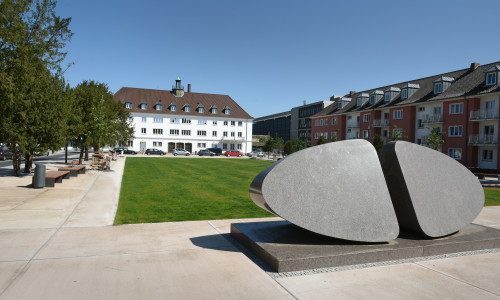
[310,62,500,169]
[114,78,253,154]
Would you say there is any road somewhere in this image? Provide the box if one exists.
[0,150,81,169]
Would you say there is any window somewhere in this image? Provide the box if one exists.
[127,140,133,147]
[212,131,217,137]
[237,144,242,150]
[182,118,191,124]
[197,130,206,136]
[153,128,163,135]
[384,93,391,102]
[486,73,497,86]
[324,118,328,125]
[363,130,369,139]
[170,105,176,111]
[141,128,146,134]
[142,116,147,123]
[153,117,163,123]
[418,107,425,112]
[356,97,362,106]
[417,119,423,129]
[211,107,217,114]
[331,131,337,140]
[315,120,319,126]
[393,110,403,119]
[140,103,147,110]
[238,121,243,127]
[128,116,133,122]
[417,139,422,145]
[223,131,228,137]
[184,105,190,112]
[198,119,207,125]
[383,112,390,120]
[156,104,162,111]
[482,150,493,161]
[225,108,231,115]
[315,133,319,139]
[450,103,463,114]
[401,89,408,100]
[332,118,337,125]
[170,118,179,124]
[231,121,235,126]
[434,83,442,94]
[223,121,228,126]
[223,143,227,150]
[238,132,242,137]
[198,143,206,148]
[212,120,217,125]
[125,102,132,109]
[319,119,323,126]
[370,95,375,104]
[170,129,179,135]
[448,126,463,137]
[230,132,235,137]
[363,114,371,123]
[153,141,162,147]
[181,130,191,136]
[198,106,204,113]
[448,148,462,160]
[347,116,352,120]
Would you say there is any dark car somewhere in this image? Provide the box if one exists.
[0,145,13,161]
[225,150,243,157]
[145,148,166,156]
[207,148,222,156]
[114,147,137,155]
[198,149,215,156]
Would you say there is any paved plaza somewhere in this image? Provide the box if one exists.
[0,154,499,299]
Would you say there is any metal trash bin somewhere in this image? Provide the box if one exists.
[33,163,46,188]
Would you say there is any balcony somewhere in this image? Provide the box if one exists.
[372,119,389,127]
[221,136,245,142]
[421,114,443,125]
[468,134,498,146]
[469,109,499,121]
[346,121,360,129]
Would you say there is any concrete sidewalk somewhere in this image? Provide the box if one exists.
[0,156,499,299]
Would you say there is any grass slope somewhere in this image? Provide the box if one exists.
[114,158,274,224]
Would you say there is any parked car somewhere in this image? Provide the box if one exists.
[198,149,215,156]
[173,148,190,156]
[207,148,223,156]
[145,148,166,156]
[114,147,137,155]
[225,150,243,157]
[247,150,264,158]
[0,145,13,161]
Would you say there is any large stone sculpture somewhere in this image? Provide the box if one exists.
[250,139,400,243]
[379,141,484,238]
[250,140,484,242]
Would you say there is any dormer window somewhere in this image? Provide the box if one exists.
[384,87,401,102]
[210,106,217,114]
[184,104,191,112]
[485,66,499,86]
[401,89,408,99]
[369,90,383,104]
[223,106,230,115]
[170,103,177,112]
[125,101,132,109]
[155,103,162,111]
[401,83,420,100]
[197,105,204,113]
[433,76,454,95]
[356,93,369,107]
[140,101,147,110]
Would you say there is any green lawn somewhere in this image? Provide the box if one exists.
[484,187,500,206]
[114,158,274,224]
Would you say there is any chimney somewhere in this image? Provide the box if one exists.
[349,91,356,97]
[187,84,191,93]
[303,100,307,106]
[470,62,480,70]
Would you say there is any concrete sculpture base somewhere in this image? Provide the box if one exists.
[231,221,500,273]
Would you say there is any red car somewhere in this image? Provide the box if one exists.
[225,150,243,157]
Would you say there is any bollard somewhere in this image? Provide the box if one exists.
[33,163,46,188]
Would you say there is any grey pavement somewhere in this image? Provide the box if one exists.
[0,155,499,299]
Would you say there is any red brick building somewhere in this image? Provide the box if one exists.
[311,62,500,169]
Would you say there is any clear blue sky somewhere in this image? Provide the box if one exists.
[56,0,500,118]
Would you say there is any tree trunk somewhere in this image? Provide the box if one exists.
[84,146,89,161]
[79,140,84,164]
[23,152,34,173]
[12,151,21,176]
[65,143,68,164]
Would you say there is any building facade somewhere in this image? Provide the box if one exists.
[253,111,291,141]
[114,78,253,154]
[311,62,500,169]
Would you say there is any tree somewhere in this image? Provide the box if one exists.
[293,137,309,152]
[317,136,327,145]
[0,0,73,175]
[424,126,444,151]
[283,140,294,155]
[391,125,405,141]
[263,138,274,158]
[372,134,384,153]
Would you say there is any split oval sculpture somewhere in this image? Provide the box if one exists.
[250,139,400,243]
[379,141,484,238]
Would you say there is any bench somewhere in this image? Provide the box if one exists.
[45,170,70,187]
[474,173,500,180]
[71,160,79,166]
[58,165,86,177]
